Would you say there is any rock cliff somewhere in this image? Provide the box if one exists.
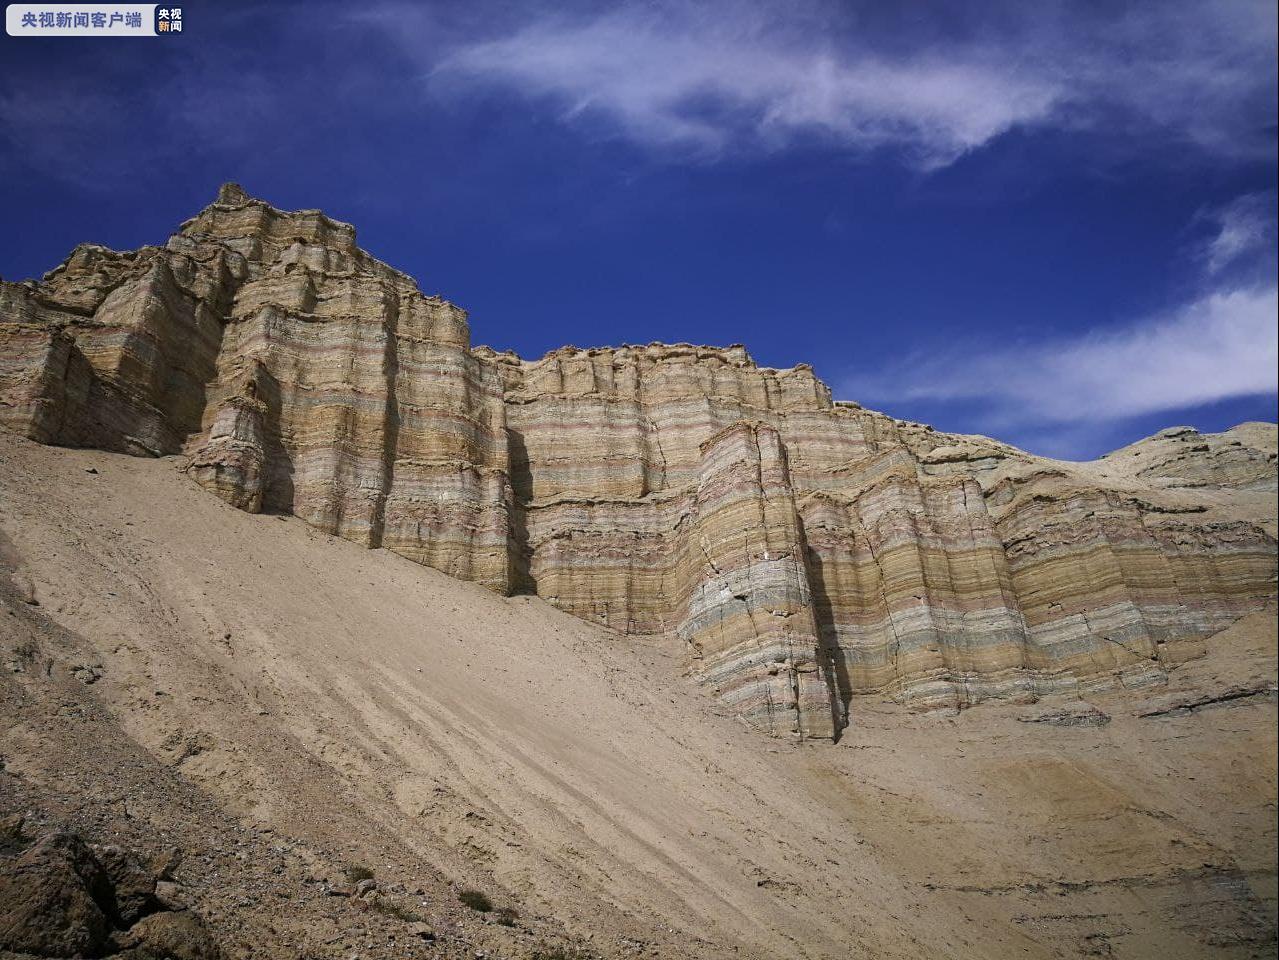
[2,184,1275,739]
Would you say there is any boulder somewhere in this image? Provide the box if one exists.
[115,910,222,960]
[0,831,113,956]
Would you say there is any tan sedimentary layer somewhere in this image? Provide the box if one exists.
[2,183,1275,738]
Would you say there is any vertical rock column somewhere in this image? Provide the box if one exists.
[680,421,840,739]
[377,294,514,594]
[0,319,80,443]
[187,359,271,512]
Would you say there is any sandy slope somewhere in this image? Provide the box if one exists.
[1,431,1276,959]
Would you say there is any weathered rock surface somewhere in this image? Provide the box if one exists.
[1099,422,1278,492]
[0,817,220,959]
[0,827,114,956]
[113,910,222,960]
[2,185,1275,738]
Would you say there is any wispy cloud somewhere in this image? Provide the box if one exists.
[1198,191,1277,275]
[433,9,1054,167]
[844,192,1278,439]
[844,284,1277,427]
[422,0,1276,168]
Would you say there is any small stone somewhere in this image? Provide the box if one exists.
[152,846,183,880]
[155,879,187,909]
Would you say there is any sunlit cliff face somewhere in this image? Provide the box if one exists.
[2,185,1274,739]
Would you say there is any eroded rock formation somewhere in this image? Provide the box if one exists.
[2,184,1275,739]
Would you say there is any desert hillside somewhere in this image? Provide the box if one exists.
[1,430,1276,959]
[1,187,1276,959]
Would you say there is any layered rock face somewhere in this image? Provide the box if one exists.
[2,185,1275,738]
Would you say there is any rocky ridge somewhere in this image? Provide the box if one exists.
[1,183,1275,739]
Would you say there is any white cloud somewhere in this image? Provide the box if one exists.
[424,0,1276,167]
[1199,192,1277,275]
[844,284,1278,427]
[434,10,1056,167]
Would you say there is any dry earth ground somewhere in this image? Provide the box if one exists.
[1,431,1275,959]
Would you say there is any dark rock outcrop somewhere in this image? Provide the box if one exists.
[0,820,220,960]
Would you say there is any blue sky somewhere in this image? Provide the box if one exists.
[1,0,1275,458]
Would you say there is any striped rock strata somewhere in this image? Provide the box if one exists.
[2,185,1275,739]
